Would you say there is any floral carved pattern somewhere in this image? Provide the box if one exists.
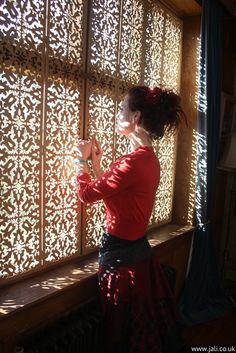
[1,0,85,278]
[1,0,182,279]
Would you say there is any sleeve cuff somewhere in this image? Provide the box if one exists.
[76,173,91,185]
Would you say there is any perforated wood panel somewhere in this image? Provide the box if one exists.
[1,0,182,279]
[1,0,86,278]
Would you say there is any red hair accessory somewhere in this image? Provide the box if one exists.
[146,87,162,104]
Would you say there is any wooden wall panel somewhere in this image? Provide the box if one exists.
[173,16,201,226]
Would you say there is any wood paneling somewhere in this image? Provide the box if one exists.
[159,0,201,17]
[150,226,193,298]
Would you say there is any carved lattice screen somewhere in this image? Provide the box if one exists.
[83,0,182,251]
[0,0,182,280]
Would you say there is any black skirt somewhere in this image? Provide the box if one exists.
[98,233,185,353]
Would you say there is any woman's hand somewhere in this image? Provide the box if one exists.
[77,140,92,160]
[91,138,103,177]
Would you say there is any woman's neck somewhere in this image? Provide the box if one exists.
[128,126,152,152]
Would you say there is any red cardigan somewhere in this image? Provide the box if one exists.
[77,146,160,240]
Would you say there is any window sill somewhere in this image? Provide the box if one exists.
[0,223,194,347]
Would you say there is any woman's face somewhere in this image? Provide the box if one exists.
[116,95,138,135]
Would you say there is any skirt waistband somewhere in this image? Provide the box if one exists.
[99,232,153,267]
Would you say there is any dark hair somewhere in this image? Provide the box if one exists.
[127,85,186,139]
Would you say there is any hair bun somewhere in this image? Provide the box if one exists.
[145,87,162,105]
[127,85,186,139]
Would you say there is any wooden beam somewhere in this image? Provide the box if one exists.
[159,0,201,17]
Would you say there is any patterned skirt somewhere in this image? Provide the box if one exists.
[98,233,184,353]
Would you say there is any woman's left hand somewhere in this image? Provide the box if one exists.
[77,140,92,160]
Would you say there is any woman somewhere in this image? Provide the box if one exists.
[76,86,186,353]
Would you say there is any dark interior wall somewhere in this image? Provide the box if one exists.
[213,14,236,272]
[222,16,236,95]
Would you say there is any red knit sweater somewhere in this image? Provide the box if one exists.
[77,146,160,240]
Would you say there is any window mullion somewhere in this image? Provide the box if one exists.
[40,0,50,267]
[80,0,94,255]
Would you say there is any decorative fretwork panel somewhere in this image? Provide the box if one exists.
[1,68,42,277]
[44,76,82,262]
[144,2,182,91]
[0,0,44,51]
[49,0,84,65]
[90,0,120,77]
[1,0,85,279]
[119,0,144,84]
[162,13,182,92]
[86,84,116,170]
[84,83,116,249]
[1,0,44,278]
[150,135,176,224]
[84,202,106,248]
[1,0,183,279]
[144,2,165,87]
[144,1,182,226]
[43,0,84,262]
